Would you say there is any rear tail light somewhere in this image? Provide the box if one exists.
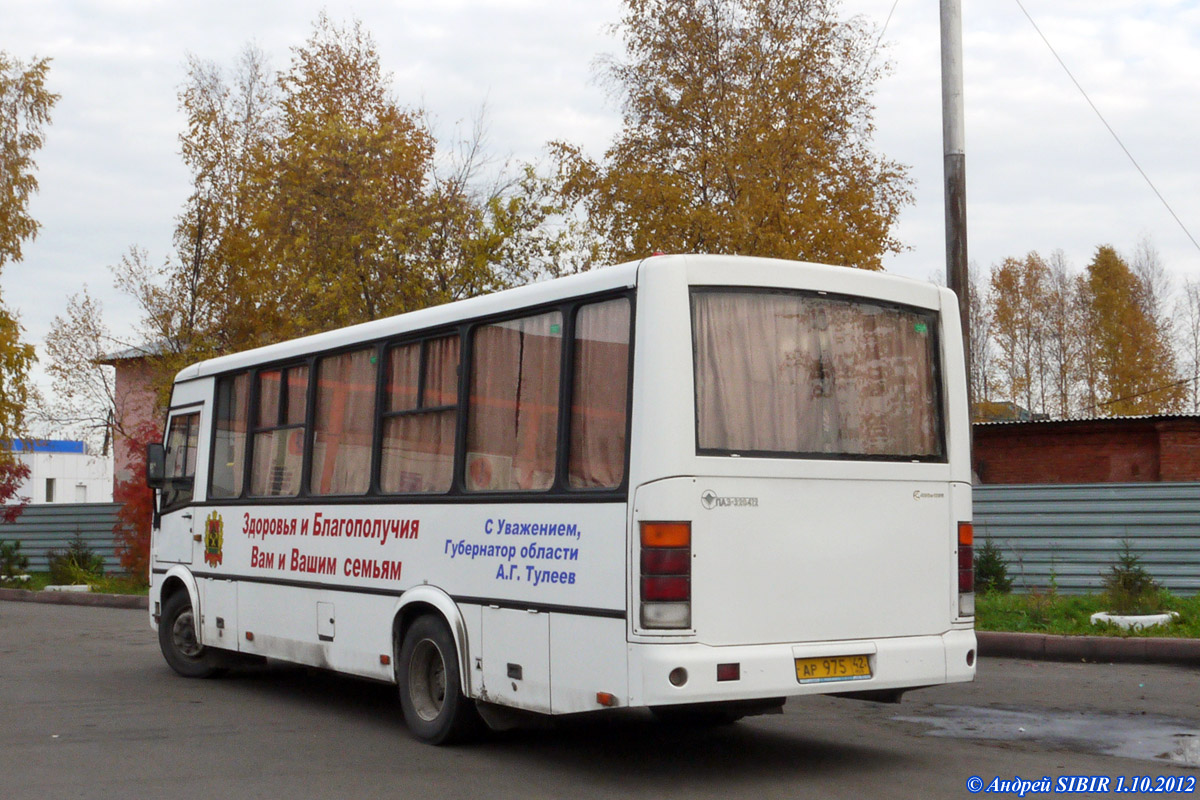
[958,521,975,617]
[640,522,691,629]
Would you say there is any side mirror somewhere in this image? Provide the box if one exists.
[146,443,166,490]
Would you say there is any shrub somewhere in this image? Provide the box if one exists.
[1101,540,1162,615]
[974,537,1013,594]
[0,539,30,586]
[113,419,160,584]
[47,530,105,585]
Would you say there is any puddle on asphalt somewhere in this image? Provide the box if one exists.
[895,705,1200,768]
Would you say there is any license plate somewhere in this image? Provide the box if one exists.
[795,655,872,684]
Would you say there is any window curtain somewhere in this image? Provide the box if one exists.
[692,291,940,458]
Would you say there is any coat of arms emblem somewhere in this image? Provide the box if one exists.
[204,511,224,567]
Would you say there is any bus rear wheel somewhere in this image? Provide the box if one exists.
[397,615,480,745]
[158,591,221,678]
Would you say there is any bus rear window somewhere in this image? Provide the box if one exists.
[691,289,944,461]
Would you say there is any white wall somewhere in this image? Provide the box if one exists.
[10,450,114,505]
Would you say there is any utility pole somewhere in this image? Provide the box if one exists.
[941,0,971,407]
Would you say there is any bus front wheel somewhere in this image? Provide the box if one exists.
[158,591,221,678]
[397,615,480,744]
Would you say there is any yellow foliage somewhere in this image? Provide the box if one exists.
[556,0,911,269]
[1082,246,1183,415]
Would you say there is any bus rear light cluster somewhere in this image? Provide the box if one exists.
[958,521,975,617]
[640,521,691,629]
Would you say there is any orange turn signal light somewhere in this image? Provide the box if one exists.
[958,521,974,547]
[640,522,691,548]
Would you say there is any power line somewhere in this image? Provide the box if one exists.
[1013,0,1200,256]
[876,0,901,50]
[862,0,902,77]
[1081,374,1195,415]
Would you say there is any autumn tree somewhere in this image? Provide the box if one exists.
[1131,236,1172,340]
[45,14,574,442]
[1080,245,1182,415]
[967,261,994,411]
[1042,250,1080,417]
[556,0,911,268]
[256,15,436,335]
[169,47,278,361]
[989,252,1050,413]
[41,290,118,448]
[0,52,58,508]
[1176,279,1200,412]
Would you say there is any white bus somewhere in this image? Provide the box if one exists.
[147,254,976,744]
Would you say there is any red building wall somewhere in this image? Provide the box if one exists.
[110,356,162,485]
[973,417,1200,484]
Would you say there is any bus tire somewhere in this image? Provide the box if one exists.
[158,591,222,678]
[397,615,480,745]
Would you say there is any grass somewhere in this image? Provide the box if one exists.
[4,572,148,595]
[4,572,1198,635]
[976,590,1200,638]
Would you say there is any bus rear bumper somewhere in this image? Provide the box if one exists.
[632,629,977,707]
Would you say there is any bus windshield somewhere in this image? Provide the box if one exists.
[691,287,944,461]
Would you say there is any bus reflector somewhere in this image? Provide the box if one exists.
[641,575,689,601]
[958,521,974,615]
[596,692,617,707]
[640,521,691,630]
[642,602,690,629]
[717,663,740,682]
[641,548,690,574]
[641,522,691,548]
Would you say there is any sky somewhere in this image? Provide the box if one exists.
[3,0,1200,411]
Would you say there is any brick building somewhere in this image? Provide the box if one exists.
[99,344,166,485]
[973,415,1200,484]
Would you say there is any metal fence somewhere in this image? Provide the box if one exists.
[973,483,1200,596]
[0,503,123,573]
[5,485,1198,593]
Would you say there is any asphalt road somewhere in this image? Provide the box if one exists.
[2,601,1197,800]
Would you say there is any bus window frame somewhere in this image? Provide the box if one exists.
[246,362,311,498]
[160,405,203,513]
[688,285,949,464]
[377,333,462,496]
[202,288,636,507]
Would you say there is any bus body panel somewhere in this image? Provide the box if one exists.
[547,614,629,713]
[176,501,626,615]
[154,496,628,709]
[632,475,960,645]
[148,254,975,726]
[629,629,974,708]
[627,256,971,495]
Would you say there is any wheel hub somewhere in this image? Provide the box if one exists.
[408,639,447,722]
[172,609,203,658]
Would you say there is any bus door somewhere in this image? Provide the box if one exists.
[156,408,201,564]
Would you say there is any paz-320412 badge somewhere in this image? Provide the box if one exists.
[203,510,224,567]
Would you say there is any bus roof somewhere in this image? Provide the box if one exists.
[175,258,643,382]
[173,254,944,383]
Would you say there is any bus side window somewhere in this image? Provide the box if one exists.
[250,365,308,497]
[211,373,249,498]
[162,412,200,510]
[311,348,377,496]
[467,312,562,491]
[569,298,630,489]
[380,336,459,494]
